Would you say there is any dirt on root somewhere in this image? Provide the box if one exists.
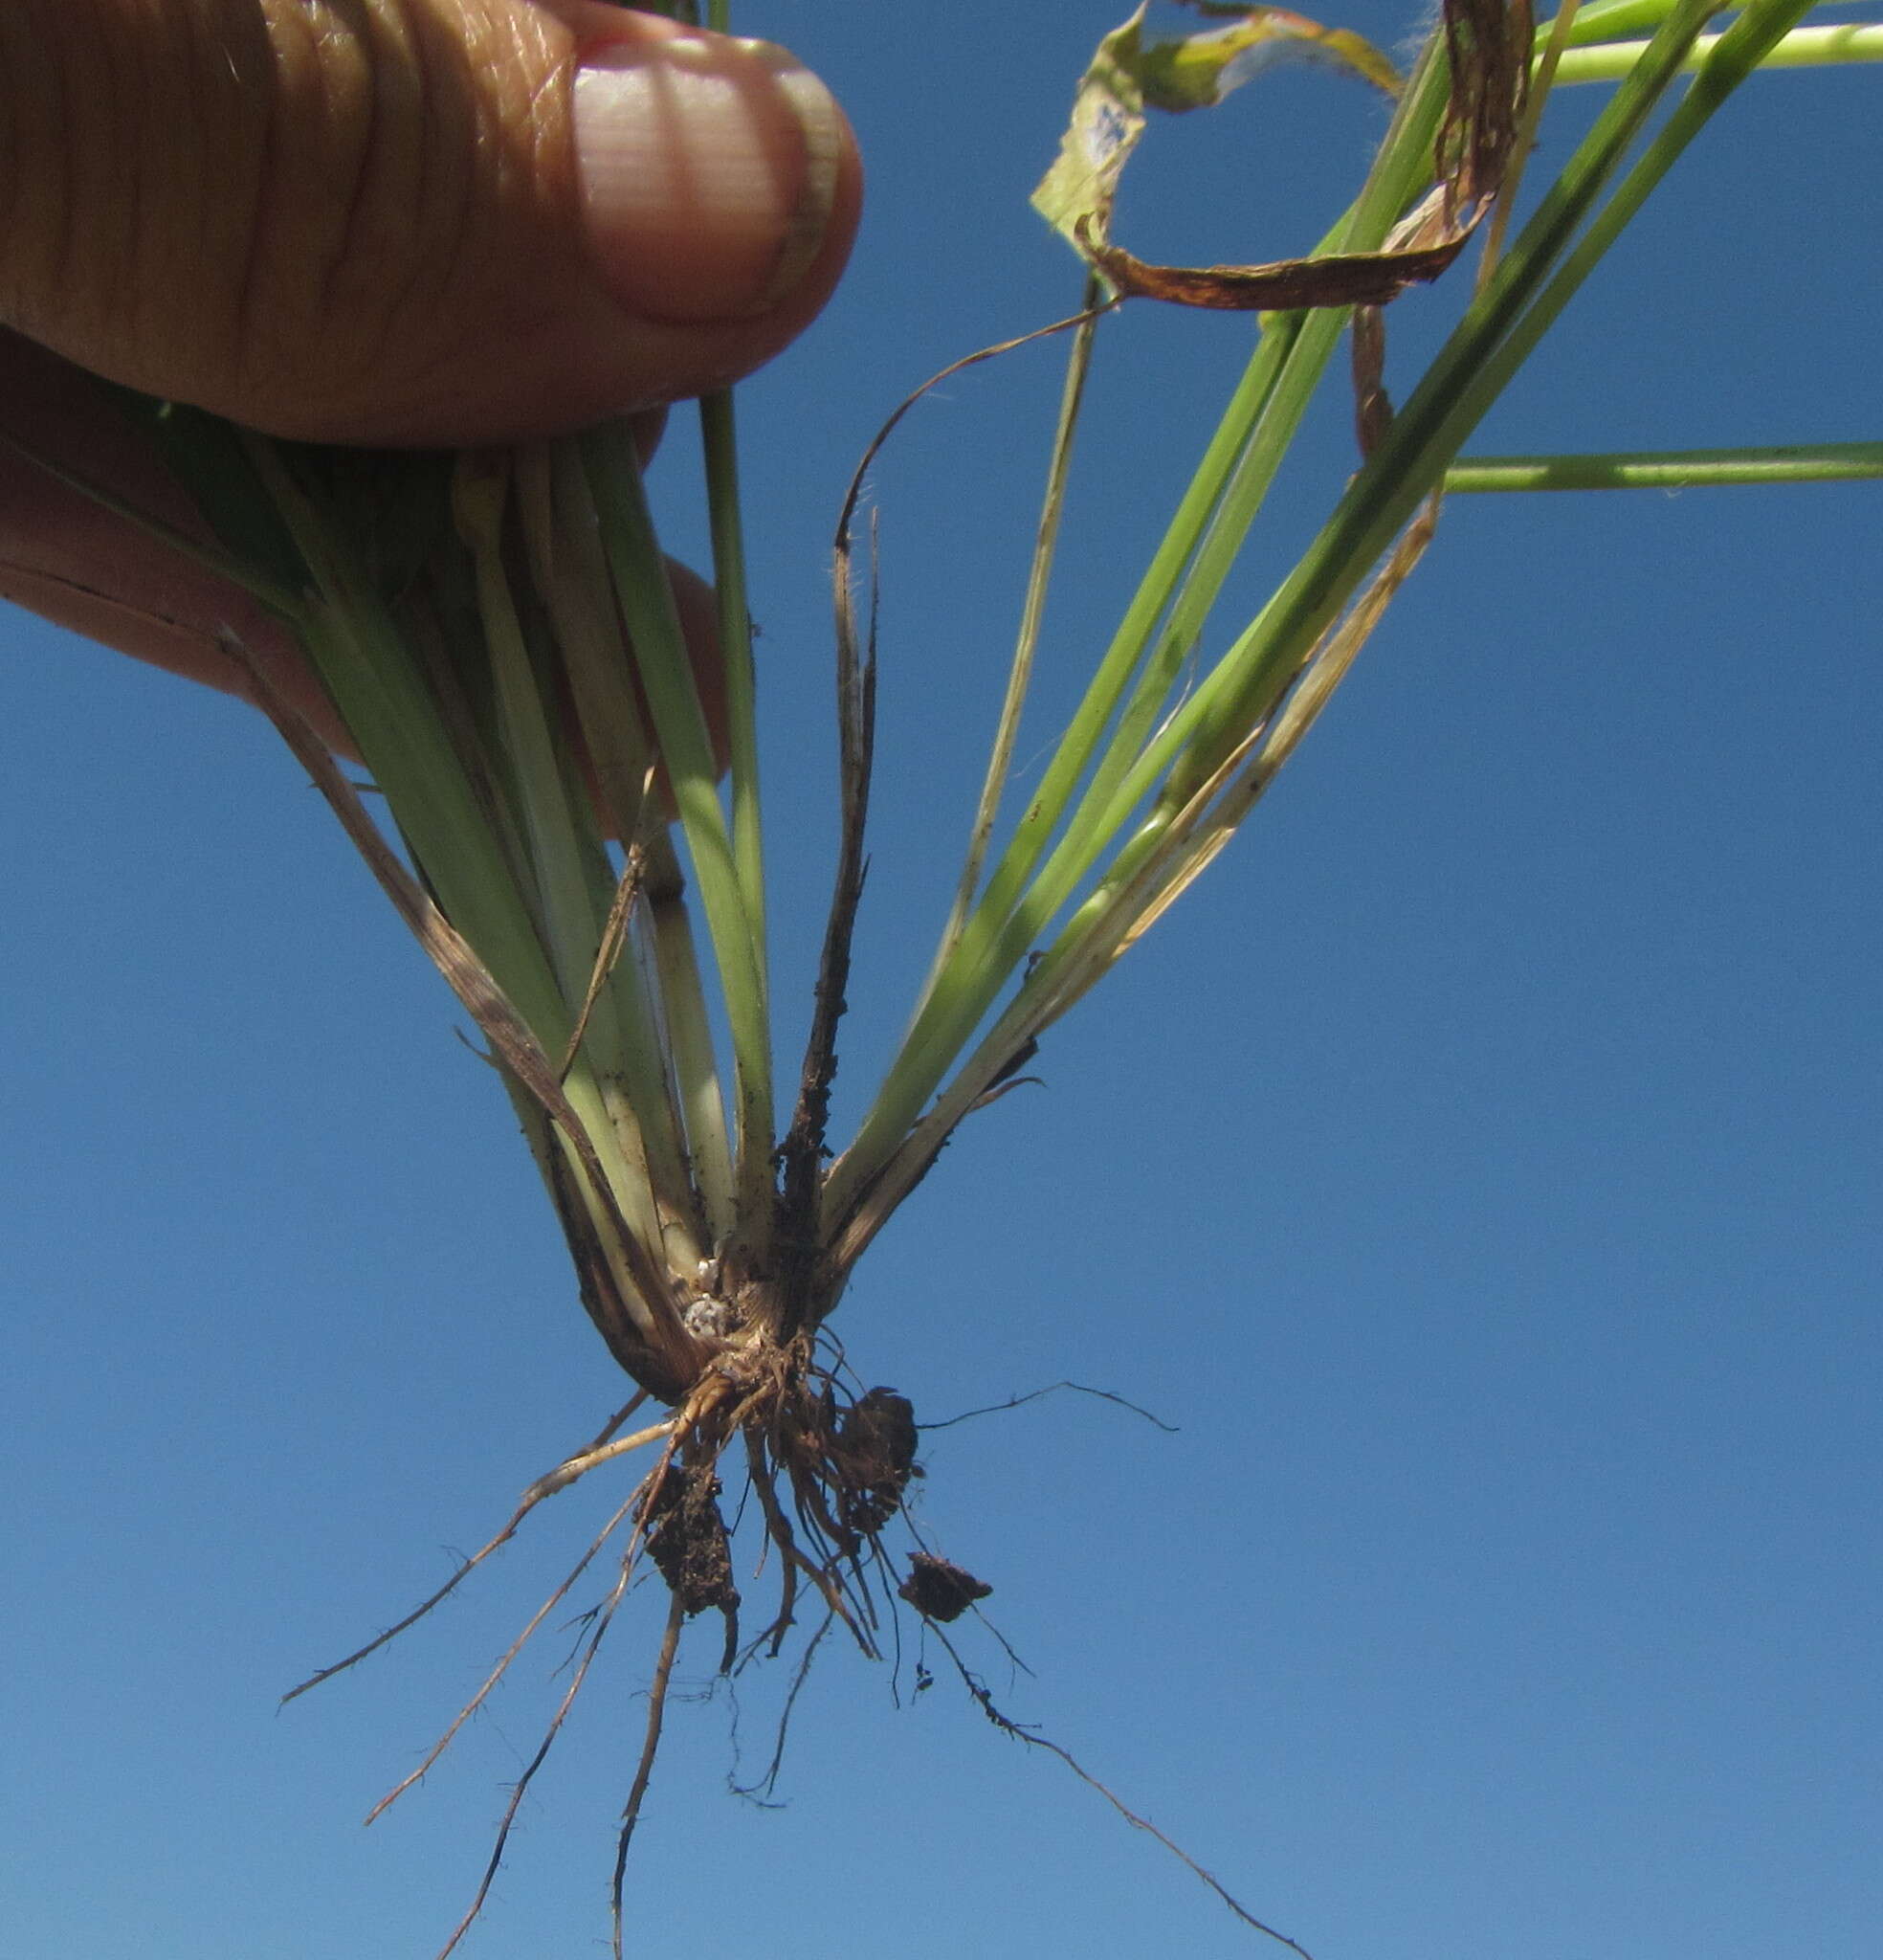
[829,1384,920,1535]
[644,1459,739,1619]
[898,1551,992,1623]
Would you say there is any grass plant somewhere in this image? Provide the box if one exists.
[28,0,1876,1949]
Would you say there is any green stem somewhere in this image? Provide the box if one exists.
[1540,0,1682,46]
[580,423,776,1254]
[923,274,1105,1001]
[642,834,737,1248]
[453,458,611,1021]
[1071,48,1450,821]
[238,437,568,1048]
[1448,441,1883,489]
[1555,20,1883,80]
[454,456,701,1247]
[698,390,768,1042]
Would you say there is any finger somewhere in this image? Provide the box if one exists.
[0,0,862,447]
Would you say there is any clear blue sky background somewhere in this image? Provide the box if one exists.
[3,6,1878,1956]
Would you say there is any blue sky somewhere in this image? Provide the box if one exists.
[4,5,1879,1956]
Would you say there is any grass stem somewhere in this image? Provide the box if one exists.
[580,424,777,1257]
[924,273,1106,999]
[1448,441,1883,488]
[1555,19,1883,80]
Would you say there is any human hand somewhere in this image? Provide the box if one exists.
[0,0,861,737]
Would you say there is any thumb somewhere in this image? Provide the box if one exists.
[0,0,860,446]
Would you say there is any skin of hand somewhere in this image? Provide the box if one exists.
[0,0,863,744]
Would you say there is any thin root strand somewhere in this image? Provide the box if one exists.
[282,1412,674,1705]
[610,1593,686,1960]
[929,1626,1316,1960]
[364,1482,646,1825]
[433,1448,677,1960]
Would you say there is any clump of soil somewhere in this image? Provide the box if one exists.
[644,1459,739,1619]
[899,1551,993,1623]
[830,1385,920,1534]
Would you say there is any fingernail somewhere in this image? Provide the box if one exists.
[573,33,844,324]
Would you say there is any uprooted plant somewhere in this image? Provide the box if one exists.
[10,0,1876,1950]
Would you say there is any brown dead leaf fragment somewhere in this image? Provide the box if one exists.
[1075,216,1474,311]
[1439,0,1533,221]
[1350,301,1394,453]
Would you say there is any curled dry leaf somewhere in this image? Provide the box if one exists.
[1033,0,1530,314]
[1030,3,1401,283]
[1074,214,1474,310]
